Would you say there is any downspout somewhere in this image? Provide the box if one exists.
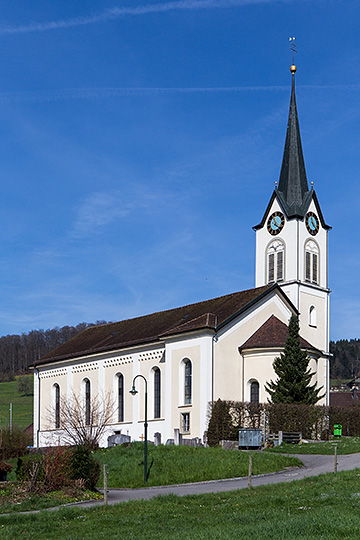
[242,353,244,402]
[35,368,40,448]
[212,316,217,405]
[238,347,245,402]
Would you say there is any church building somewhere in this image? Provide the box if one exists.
[32,64,331,448]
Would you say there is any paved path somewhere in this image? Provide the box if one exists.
[4,452,360,515]
[75,452,360,509]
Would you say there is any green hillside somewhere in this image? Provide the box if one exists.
[0,376,33,430]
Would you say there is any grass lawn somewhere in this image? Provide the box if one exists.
[96,443,302,488]
[1,444,301,513]
[1,470,360,539]
[265,437,360,455]
[0,483,102,514]
[0,377,33,430]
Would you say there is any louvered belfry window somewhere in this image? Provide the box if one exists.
[312,254,318,284]
[305,251,311,281]
[268,253,275,282]
[305,241,319,285]
[267,240,284,283]
[277,250,283,281]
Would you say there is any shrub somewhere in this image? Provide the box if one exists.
[329,406,360,436]
[207,401,360,442]
[16,453,44,490]
[43,446,72,491]
[207,399,235,446]
[70,446,100,490]
[0,425,32,460]
[0,372,15,382]
[16,375,33,396]
[266,403,328,439]
[0,461,13,473]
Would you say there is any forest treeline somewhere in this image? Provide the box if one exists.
[0,321,108,377]
[330,339,360,379]
[0,320,358,379]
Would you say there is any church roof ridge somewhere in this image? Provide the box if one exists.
[32,284,283,366]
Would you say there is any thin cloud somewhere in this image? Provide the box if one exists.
[71,191,134,239]
[0,86,287,104]
[0,0,285,35]
[0,85,358,104]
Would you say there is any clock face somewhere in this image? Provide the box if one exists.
[267,211,285,235]
[306,212,319,236]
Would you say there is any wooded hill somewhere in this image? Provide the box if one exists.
[0,321,108,377]
[330,339,360,379]
[0,321,357,379]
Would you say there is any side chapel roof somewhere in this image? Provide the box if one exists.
[33,284,291,366]
[239,314,320,354]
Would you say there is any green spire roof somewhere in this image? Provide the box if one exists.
[277,69,311,218]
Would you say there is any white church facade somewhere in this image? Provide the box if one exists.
[32,65,331,448]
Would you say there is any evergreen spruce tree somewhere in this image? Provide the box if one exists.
[265,315,324,404]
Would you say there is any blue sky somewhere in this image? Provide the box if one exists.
[0,0,358,341]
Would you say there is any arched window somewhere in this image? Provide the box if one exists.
[250,381,259,403]
[305,240,319,284]
[154,368,161,419]
[118,374,124,422]
[267,240,285,283]
[54,383,60,428]
[184,359,192,404]
[309,305,317,327]
[84,379,91,426]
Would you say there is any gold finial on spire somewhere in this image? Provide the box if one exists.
[311,181,314,188]
[289,37,297,73]
[275,181,278,188]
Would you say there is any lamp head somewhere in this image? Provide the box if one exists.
[129,385,138,396]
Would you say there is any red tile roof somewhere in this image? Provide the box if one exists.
[330,392,360,407]
[34,284,278,366]
[239,314,318,353]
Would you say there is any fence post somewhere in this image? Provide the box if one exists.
[263,410,266,446]
[248,453,253,488]
[104,464,108,505]
[334,446,338,474]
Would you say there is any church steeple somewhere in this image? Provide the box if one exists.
[277,65,311,218]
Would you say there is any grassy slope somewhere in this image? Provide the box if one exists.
[1,470,360,539]
[96,443,302,488]
[0,377,33,430]
[265,437,360,455]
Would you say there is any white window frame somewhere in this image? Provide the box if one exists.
[304,240,319,285]
[180,412,190,434]
[267,239,285,284]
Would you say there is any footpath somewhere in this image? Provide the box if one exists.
[76,451,360,509]
[4,452,359,514]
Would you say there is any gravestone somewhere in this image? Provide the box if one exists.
[107,433,131,447]
[154,432,161,446]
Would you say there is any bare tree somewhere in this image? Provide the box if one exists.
[48,392,116,450]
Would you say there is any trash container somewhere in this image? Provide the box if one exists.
[334,424,342,437]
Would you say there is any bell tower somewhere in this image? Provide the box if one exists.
[253,63,331,362]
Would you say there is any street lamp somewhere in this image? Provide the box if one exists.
[130,374,148,483]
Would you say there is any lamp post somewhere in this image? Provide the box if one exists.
[129,374,148,483]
